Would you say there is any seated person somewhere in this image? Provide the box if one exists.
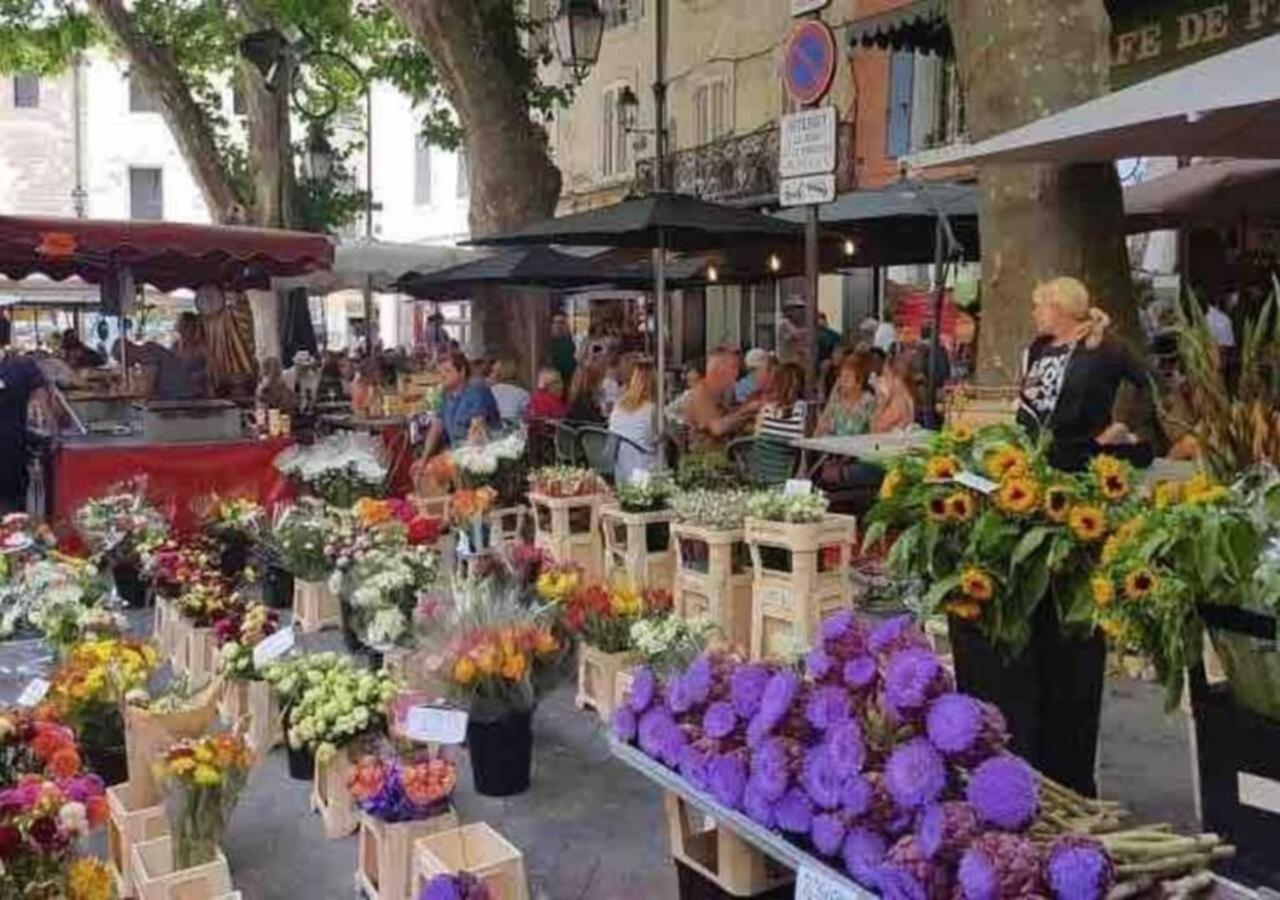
[488,358,530,422]
[686,349,759,451]
[528,368,569,420]
[816,349,877,437]
[734,348,772,404]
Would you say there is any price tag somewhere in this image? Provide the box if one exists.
[629,469,651,487]
[783,479,814,497]
[953,471,999,495]
[253,626,295,670]
[16,678,49,708]
[796,864,860,900]
[404,705,468,745]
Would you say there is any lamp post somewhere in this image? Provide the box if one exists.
[552,0,606,78]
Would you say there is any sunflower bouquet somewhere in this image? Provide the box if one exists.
[157,733,252,868]
[865,424,1141,654]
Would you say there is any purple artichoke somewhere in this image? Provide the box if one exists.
[1044,834,1115,900]
[869,615,927,656]
[741,781,776,829]
[774,787,813,834]
[801,745,844,811]
[759,670,800,727]
[916,801,980,863]
[637,707,675,760]
[966,754,1039,831]
[611,706,637,743]
[678,743,713,792]
[684,655,714,705]
[658,721,688,768]
[925,693,1008,766]
[628,666,656,712]
[810,812,847,857]
[882,648,949,719]
[842,826,887,889]
[806,646,834,680]
[702,701,737,740]
[729,664,771,718]
[805,684,852,732]
[708,752,748,810]
[822,609,856,642]
[825,719,866,779]
[956,832,1044,900]
[843,655,879,690]
[881,835,951,900]
[666,673,695,714]
[745,711,773,749]
[884,739,947,809]
[749,737,792,801]
[840,773,873,818]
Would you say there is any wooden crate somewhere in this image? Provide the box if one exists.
[614,667,635,717]
[944,384,1019,430]
[529,492,603,577]
[293,578,341,633]
[744,515,857,661]
[167,614,192,675]
[576,643,636,723]
[671,522,753,654]
[107,781,169,899]
[185,625,219,687]
[311,748,358,839]
[356,808,459,900]
[600,504,675,592]
[412,823,530,900]
[665,793,793,897]
[152,597,177,660]
[130,836,233,900]
[219,679,282,756]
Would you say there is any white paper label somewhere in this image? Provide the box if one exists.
[796,864,859,900]
[16,678,49,708]
[404,705,469,745]
[1238,772,1280,816]
[629,469,651,487]
[784,479,814,497]
[253,627,295,669]
[953,471,999,495]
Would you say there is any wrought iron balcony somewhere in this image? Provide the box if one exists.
[634,121,855,206]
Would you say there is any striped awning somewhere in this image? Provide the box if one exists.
[848,0,951,56]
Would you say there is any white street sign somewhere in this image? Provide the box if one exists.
[792,0,831,15]
[780,173,836,207]
[780,106,838,179]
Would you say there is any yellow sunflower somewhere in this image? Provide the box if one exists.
[985,445,1029,480]
[1067,504,1107,542]
[995,477,1039,515]
[1091,454,1125,480]
[927,495,951,523]
[1101,535,1122,564]
[1123,567,1159,600]
[1115,516,1146,544]
[1099,470,1130,501]
[945,599,982,621]
[959,566,995,602]
[1043,485,1071,522]
[1099,618,1127,641]
[1090,576,1115,607]
[925,455,962,481]
[1153,480,1182,509]
[879,468,904,501]
[1184,473,1228,505]
[947,492,976,522]
[946,423,974,444]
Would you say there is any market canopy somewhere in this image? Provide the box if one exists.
[0,215,334,293]
[910,33,1280,167]
[1123,159,1280,232]
[847,0,950,56]
[273,238,479,293]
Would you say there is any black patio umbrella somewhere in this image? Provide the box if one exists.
[394,245,649,299]
[469,192,810,438]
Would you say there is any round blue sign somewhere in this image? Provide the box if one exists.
[784,21,837,106]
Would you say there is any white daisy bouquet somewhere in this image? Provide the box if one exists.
[273,433,388,507]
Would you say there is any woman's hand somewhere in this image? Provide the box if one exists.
[1096,421,1137,446]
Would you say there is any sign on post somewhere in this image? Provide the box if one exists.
[780,173,836,207]
[782,20,838,106]
[780,107,838,178]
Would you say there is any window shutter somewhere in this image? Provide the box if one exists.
[129,76,160,113]
[129,168,164,220]
[886,51,914,158]
[12,74,39,109]
[602,89,615,175]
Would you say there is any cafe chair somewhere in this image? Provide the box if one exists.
[577,426,651,485]
[553,421,583,466]
[726,435,799,488]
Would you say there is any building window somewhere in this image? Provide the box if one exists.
[885,51,914,158]
[693,79,730,146]
[12,74,39,109]
[128,75,160,113]
[456,152,469,198]
[414,137,432,205]
[129,168,164,220]
[601,85,630,178]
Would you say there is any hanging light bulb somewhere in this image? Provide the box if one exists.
[706,264,719,282]
[844,238,856,257]
[768,254,782,273]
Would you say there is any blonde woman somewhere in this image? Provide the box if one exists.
[1016,276,1152,473]
[608,359,657,483]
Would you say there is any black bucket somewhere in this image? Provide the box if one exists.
[467,709,534,797]
[262,566,294,610]
[282,709,315,781]
[112,560,148,608]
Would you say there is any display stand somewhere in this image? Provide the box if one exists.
[743,515,857,660]
[356,808,459,900]
[671,523,752,654]
[152,597,178,660]
[412,823,530,900]
[184,625,219,686]
[486,506,529,548]
[293,578,341,633]
[130,836,233,900]
[107,782,169,899]
[600,504,675,591]
[167,615,192,675]
[529,492,603,576]
[614,668,636,718]
[311,749,358,839]
[665,792,793,897]
[576,643,636,723]
[219,679,282,756]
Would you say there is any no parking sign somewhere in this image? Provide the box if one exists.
[783,20,838,107]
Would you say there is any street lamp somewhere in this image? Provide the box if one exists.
[302,123,335,182]
[553,0,605,75]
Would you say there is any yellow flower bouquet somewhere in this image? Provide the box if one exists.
[157,733,252,868]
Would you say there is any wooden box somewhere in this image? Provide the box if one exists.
[107,781,169,899]
[293,578,341,633]
[311,748,358,839]
[529,492,603,577]
[744,515,857,661]
[665,793,793,897]
[185,625,219,687]
[130,836,233,900]
[614,667,635,717]
[356,807,459,900]
[600,504,675,592]
[219,679,282,756]
[944,384,1019,430]
[487,506,529,548]
[152,597,177,660]
[412,823,530,900]
[576,643,636,723]
[167,614,192,675]
[671,522,753,655]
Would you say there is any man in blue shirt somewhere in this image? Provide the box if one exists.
[423,351,502,458]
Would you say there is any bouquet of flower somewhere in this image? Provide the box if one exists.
[555,580,673,653]
[865,425,1138,654]
[0,514,54,586]
[629,614,718,675]
[0,773,109,897]
[269,501,334,582]
[616,471,677,512]
[175,581,241,628]
[528,466,602,498]
[215,604,281,681]
[347,751,457,823]
[263,654,396,761]
[451,430,527,487]
[2,555,110,643]
[274,433,388,507]
[73,481,169,559]
[199,496,265,540]
[158,733,252,868]
[0,710,87,786]
[534,561,582,605]
[419,873,493,900]
[746,489,830,523]
[333,542,440,650]
[140,540,218,600]
[449,487,497,531]
[671,488,751,530]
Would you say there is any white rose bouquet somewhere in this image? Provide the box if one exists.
[264,653,397,761]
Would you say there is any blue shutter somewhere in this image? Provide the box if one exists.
[886,51,914,158]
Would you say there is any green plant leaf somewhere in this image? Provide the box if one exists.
[1011,526,1050,571]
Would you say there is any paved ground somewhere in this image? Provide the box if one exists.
[0,616,1200,900]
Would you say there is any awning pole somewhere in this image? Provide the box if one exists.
[654,229,668,464]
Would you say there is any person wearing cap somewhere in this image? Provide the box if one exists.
[734,348,772,404]
[283,349,322,411]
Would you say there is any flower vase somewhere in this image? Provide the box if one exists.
[112,558,148,608]
[166,786,227,870]
[262,565,294,610]
[217,533,251,579]
[467,708,534,798]
[82,704,129,786]
[282,707,315,781]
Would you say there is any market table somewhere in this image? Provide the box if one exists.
[793,431,935,478]
[50,436,292,537]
